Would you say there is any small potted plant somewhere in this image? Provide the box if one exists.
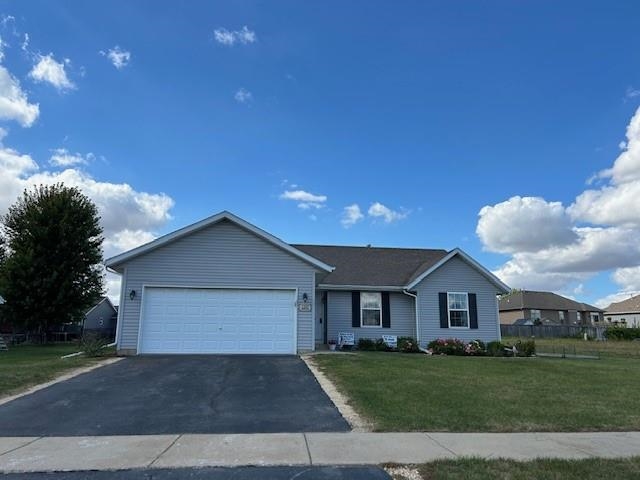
[328,339,337,351]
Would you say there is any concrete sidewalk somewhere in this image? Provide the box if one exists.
[1,432,640,473]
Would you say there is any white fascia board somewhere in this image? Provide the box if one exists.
[104,210,334,273]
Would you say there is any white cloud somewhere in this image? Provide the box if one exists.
[0,66,39,126]
[103,229,156,258]
[479,106,640,299]
[594,291,640,309]
[341,204,364,228]
[49,148,94,167]
[100,46,131,70]
[612,266,640,293]
[477,196,576,254]
[0,35,8,62]
[214,26,256,46]
[29,53,75,91]
[367,202,408,223]
[234,88,252,104]
[0,133,174,249]
[626,87,640,100]
[21,33,28,52]
[280,189,327,210]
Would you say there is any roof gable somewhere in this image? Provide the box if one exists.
[605,294,640,314]
[105,211,334,273]
[405,248,510,292]
[84,297,115,318]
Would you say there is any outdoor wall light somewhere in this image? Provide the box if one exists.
[302,293,308,303]
[129,289,136,301]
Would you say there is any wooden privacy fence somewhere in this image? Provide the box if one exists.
[501,324,607,340]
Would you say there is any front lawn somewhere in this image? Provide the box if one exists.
[390,457,640,480]
[503,336,640,359]
[314,352,640,432]
[0,344,107,398]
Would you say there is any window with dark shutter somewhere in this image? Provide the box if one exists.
[382,292,390,328]
[469,293,478,329]
[351,291,360,328]
[439,292,448,329]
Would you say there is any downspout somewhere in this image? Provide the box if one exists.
[403,290,419,345]
[106,265,124,352]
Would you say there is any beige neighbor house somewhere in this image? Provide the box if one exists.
[604,294,640,328]
[499,290,603,326]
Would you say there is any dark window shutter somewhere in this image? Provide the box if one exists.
[382,292,390,328]
[469,293,478,329]
[351,291,361,328]
[439,292,449,329]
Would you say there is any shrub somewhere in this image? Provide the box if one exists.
[375,338,392,351]
[605,327,640,341]
[515,339,536,357]
[357,338,376,351]
[464,339,486,356]
[427,338,465,356]
[80,333,109,357]
[486,340,505,357]
[398,336,420,353]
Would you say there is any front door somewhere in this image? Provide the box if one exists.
[315,291,325,344]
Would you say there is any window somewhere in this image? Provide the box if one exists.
[558,311,565,322]
[448,292,469,328]
[576,312,582,323]
[360,292,382,327]
[591,313,600,323]
[530,309,541,321]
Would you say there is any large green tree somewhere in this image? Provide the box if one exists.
[0,184,104,333]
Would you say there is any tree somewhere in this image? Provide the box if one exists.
[0,184,104,334]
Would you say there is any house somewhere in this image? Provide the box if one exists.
[104,211,509,355]
[82,297,118,339]
[499,290,603,326]
[604,294,640,328]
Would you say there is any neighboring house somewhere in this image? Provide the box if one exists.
[104,211,509,356]
[604,295,640,328]
[499,290,603,326]
[83,297,118,339]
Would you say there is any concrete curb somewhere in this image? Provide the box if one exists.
[0,357,123,407]
[301,355,372,432]
[1,432,640,473]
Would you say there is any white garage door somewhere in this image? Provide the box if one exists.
[139,287,296,354]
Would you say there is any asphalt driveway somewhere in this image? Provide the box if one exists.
[0,356,350,436]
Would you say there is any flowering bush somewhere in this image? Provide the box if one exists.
[427,338,487,356]
[464,339,486,356]
[427,338,466,355]
[398,336,420,353]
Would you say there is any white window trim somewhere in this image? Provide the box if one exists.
[361,292,383,328]
[447,291,470,329]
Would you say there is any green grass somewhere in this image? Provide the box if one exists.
[503,336,640,359]
[314,352,640,432]
[0,343,106,398]
[391,457,640,480]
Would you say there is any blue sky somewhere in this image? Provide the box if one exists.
[0,1,640,306]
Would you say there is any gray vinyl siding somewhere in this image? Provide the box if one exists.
[116,219,318,353]
[83,300,117,331]
[326,291,416,342]
[415,256,501,346]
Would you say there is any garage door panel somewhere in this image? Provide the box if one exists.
[139,288,296,354]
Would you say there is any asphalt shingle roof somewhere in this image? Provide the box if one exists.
[292,244,448,287]
[605,294,640,314]
[499,290,602,312]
